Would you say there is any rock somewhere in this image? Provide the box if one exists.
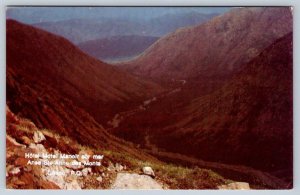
[6,135,26,148]
[64,180,81,190]
[96,176,103,182]
[77,149,94,163]
[64,174,77,183]
[65,160,84,170]
[20,136,32,145]
[218,182,250,190]
[33,131,46,143]
[82,168,92,177]
[23,165,32,172]
[42,165,66,189]
[111,173,162,189]
[39,180,60,189]
[115,163,124,172]
[107,161,115,172]
[142,166,155,178]
[14,180,26,186]
[9,167,21,175]
[29,143,47,154]
[15,157,28,166]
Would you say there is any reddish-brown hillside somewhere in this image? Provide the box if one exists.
[158,32,293,172]
[123,7,292,82]
[113,33,293,183]
[7,19,163,124]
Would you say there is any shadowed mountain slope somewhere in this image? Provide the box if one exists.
[7,19,163,125]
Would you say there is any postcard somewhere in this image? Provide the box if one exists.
[6,6,293,189]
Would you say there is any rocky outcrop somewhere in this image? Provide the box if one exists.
[142,166,155,178]
[111,173,163,189]
[33,131,46,144]
[218,182,250,190]
[6,107,107,189]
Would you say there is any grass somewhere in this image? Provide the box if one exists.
[7,111,228,189]
[100,149,227,189]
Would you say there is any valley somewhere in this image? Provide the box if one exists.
[6,6,293,189]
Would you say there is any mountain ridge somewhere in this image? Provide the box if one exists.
[122,7,292,82]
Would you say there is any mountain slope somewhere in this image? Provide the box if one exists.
[123,7,292,82]
[113,32,293,184]
[158,32,293,172]
[78,35,159,63]
[7,19,162,124]
[6,105,233,190]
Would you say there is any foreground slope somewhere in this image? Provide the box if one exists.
[7,19,162,124]
[6,106,230,189]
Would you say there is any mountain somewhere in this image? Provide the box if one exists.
[158,32,293,170]
[31,12,219,44]
[145,12,217,36]
[113,33,293,183]
[6,19,162,129]
[78,35,159,63]
[33,18,148,44]
[7,7,229,25]
[123,7,292,82]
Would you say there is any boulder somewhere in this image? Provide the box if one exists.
[21,136,32,145]
[82,168,92,177]
[15,157,28,166]
[33,131,46,143]
[65,160,84,170]
[115,163,124,172]
[9,167,21,175]
[111,173,162,189]
[107,161,115,172]
[218,182,250,190]
[142,166,155,178]
[29,143,47,154]
[96,176,103,182]
[42,165,66,189]
[64,180,81,190]
[77,149,94,163]
[6,135,26,148]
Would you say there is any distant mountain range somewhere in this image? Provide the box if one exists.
[78,35,159,62]
[7,8,226,63]
[6,7,230,24]
[31,12,219,44]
